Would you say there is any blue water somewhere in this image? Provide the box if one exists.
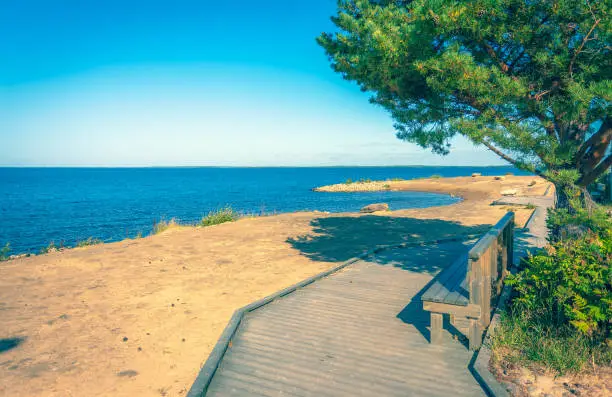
[0,166,527,254]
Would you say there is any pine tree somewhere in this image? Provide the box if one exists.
[318,0,611,208]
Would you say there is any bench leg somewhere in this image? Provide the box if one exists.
[468,319,482,350]
[430,312,443,344]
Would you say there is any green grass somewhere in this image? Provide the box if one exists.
[430,174,442,179]
[525,203,536,209]
[344,178,353,184]
[0,243,10,261]
[389,177,404,181]
[491,309,612,375]
[153,218,179,234]
[200,207,239,227]
[40,241,59,254]
[76,237,103,247]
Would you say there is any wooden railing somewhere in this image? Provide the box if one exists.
[466,211,514,347]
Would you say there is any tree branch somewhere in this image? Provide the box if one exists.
[568,18,601,77]
[482,140,519,166]
[575,117,612,164]
[577,155,612,186]
[484,42,509,73]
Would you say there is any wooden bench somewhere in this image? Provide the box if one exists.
[421,212,514,350]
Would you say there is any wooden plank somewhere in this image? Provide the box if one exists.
[421,254,468,303]
[469,319,482,350]
[423,302,481,318]
[469,212,514,260]
[431,313,443,344]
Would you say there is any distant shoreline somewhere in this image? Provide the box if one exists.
[0,165,526,169]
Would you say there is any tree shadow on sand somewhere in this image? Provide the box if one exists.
[0,337,25,354]
[287,215,491,266]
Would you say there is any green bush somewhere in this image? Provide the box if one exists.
[547,206,611,239]
[0,243,9,261]
[153,218,179,234]
[76,237,103,247]
[40,241,59,254]
[344,178,353,184]
[507,231,611,336]
[200,207,239,227]
[492,310,612,374]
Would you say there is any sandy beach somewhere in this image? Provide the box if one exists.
[0,176,550,397]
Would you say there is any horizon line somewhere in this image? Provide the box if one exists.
[0,164,518,169]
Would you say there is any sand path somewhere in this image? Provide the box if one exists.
[0,176,549,397]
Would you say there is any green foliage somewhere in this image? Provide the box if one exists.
[430,174,442,179]
[319,0,612,188]
[153,218,179,234]
[547,206,611,239]
[0,243,10,261]
[200,207,239,227]
[491,309,612,375]
[506,231,611,336]
[389,177,404,181]
[345,178,353,184]
[76,237,103,247]
[40,241,59,254]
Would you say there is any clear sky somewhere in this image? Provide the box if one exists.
[0,0,506,167]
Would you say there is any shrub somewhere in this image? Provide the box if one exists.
[430,174,442,179]
[200,207,239,227]
[390,177,404,181]
[0,243,9,261]
[40,241,59,254]
[76,237,103,247]
[491,310,612,374]
[153,218,179,234]
[344,178,353,184]
[506,231,611,336]
[548,206,611,240]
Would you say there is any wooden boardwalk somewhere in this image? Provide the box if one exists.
[204,240,487,396]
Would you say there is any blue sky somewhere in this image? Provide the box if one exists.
[0,0,505,166]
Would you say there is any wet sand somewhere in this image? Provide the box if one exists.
[0,176,549,397]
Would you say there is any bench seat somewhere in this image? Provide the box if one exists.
[421,212,515,350]
[421,253,469,307]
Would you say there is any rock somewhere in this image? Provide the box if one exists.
[501,189,519,196]
[472,173,482,177]
[494,176,505,181]
[528,180,537,186]
[560,224,589,240]
[360,203,389,213]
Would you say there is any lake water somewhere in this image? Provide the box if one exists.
[0,166,527,254]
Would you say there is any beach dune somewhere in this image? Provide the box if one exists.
[0,176,549,397]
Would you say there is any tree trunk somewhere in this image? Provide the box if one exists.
[551,182,595,241]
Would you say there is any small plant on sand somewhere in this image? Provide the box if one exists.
[76,237,103,247]
[383,184,391,190]
[390,177,404,181]
[200,207,239,227]
[153,218,179,234]
[525,203,536,210]
[40,241,59,254]
[430,174,442,179]
[344,178,353,184]
[0,243,10,261]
